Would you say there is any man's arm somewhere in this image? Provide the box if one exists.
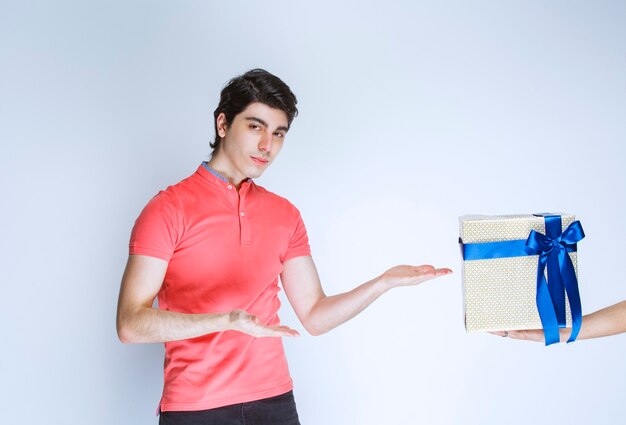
[280,256,452,336]
[116,254,300,343]
[492,300,626,342]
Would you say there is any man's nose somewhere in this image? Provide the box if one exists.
[258,133,272,152]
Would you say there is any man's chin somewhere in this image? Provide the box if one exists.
[246,170,265,180]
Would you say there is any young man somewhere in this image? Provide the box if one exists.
[116,69,452,424]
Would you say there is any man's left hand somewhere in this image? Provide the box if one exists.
[380,265,452,289]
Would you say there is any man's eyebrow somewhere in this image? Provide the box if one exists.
[245,116,289,133]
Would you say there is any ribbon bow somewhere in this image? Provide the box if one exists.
[525,218,585,345]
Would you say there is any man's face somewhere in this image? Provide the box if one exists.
[214,102,289,183]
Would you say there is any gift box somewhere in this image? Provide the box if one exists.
[459,213,585,345]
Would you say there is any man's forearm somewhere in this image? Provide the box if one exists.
[282,259,451,336]
[117,307,231,343]
[303,276,389,336]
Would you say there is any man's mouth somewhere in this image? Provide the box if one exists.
[251,156,269,165]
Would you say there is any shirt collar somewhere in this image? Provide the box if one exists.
[198,161,253,191]
[201,161,229,183]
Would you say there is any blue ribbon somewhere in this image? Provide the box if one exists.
[525,217,585,345]
[461,215,584,345]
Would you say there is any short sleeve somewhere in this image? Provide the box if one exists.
[282,208,311,263]
[129,191,181,262]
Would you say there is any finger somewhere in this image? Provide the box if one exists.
[415,267,453,281]
[411,266,452,276]
[253,322,300,336]
[274,325,295,331]
[433,268,453,276]
[508,330,544,342]
[281,329,300,337]
[412,265,435,273]
[261,327,300,338]
[493,329,546,342]
[273,325,300,336]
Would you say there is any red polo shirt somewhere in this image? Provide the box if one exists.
[129,164,311,412]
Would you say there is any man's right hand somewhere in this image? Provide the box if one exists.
[228,309,300,338]
[117,255,300,343]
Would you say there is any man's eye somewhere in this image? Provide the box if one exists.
[250,124,261,130]
[274,132,285,138]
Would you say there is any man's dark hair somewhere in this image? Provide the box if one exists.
[211,69,298,153]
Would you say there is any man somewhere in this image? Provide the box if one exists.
[116,68,452,424]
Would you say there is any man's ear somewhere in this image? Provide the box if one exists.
[216,113,228,138]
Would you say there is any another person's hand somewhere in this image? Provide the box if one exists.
[490,300,626,343]
[229,309,300,338]
[380,265,452,289]
[491,329,551,342]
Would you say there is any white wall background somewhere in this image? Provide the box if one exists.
[1,1,625,424]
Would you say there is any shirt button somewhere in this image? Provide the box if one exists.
[227,185,233,190]
[240,212,245,217]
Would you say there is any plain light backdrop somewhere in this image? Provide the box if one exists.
[1,1,625,424]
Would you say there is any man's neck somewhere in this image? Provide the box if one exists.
[206,158,246,189]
